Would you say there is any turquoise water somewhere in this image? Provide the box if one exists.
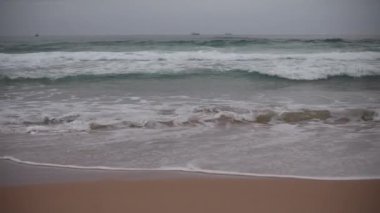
[0,35,379,179]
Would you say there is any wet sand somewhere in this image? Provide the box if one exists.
[2,178,380,213]
[1,161,380,213]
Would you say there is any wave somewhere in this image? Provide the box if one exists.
[1,155,378,180]
[1,38,379,53]
[4,107,378,135]
[79,108,380,131]
[1,71,380,84]
[1,51,380,81]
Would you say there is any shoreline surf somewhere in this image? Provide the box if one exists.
[2,156,379,181]
[1,35,379,186]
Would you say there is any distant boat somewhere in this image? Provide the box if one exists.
[34,34,39,37]
[191,32,200,36]
[224,33,233,36]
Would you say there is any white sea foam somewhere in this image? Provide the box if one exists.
[1,51,379,80]
[1,155,379,180]
[0,85,378,134]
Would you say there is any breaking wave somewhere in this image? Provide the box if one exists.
[4,107,378,134]
[1,51,380,80]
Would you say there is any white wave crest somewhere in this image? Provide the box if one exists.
[0,51,380,80]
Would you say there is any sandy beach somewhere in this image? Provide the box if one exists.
[2,178,380,213]
[1,161,380,213]
[2,1,380,212]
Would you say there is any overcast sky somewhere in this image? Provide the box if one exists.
[1,0,379,36]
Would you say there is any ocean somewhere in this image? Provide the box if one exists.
[0,35,380,179]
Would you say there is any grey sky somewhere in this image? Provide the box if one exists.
[1,0,379,36]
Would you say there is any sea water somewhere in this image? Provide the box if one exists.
[1,35,379,179]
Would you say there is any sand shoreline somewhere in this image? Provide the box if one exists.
[0,160,248,186]
[1,160,380,213]
[2,178,380,213]
[1,158,379,185]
